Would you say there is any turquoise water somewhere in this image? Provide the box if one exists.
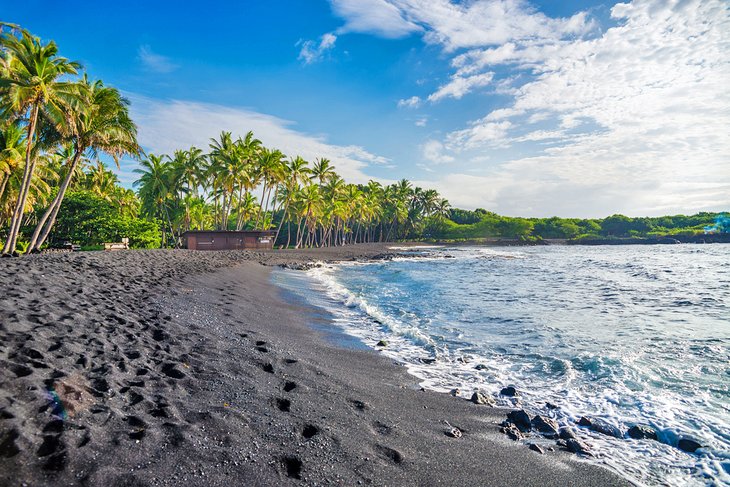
[275,245,730,486]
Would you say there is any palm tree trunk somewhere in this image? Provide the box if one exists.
[295,217,304,248]
[3,103,40,255]
[29,148,84,251]
[274,200,289,244]
[254,181,267,230]
[0,172,9,204]
[235,185,244,230]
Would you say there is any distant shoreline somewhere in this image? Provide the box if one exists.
[424,233,730,246]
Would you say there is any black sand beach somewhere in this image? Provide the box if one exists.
[0,247,630,486]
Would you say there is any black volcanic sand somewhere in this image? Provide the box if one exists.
[0,246,630,486]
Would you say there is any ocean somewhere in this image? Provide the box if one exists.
[273,244,730,486]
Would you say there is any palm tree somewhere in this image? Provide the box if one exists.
[134,154,174,247]
[275,156,310,245]
[311,157,335,185]
[28,77,139,252]
[0,24,80,255]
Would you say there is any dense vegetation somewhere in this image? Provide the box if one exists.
[431,210,729,242]
[0,24,726,254]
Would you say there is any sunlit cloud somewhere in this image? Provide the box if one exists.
[125,94,388,184]
[324,0,729,216]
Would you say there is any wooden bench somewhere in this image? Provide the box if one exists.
[103,238,129,251]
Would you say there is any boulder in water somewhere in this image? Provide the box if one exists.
[376,340,388,347]
[531,415,559,437]
[558,427,576,440]
[500,386,518,397]
[474,364,488,370]
[677,437,702,453]
[507,409,532,432]
[566,438,593,456]
[577,416,622,438]
[470,391,495,406]
[627,425,658,441]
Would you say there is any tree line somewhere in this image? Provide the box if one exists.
[133,131,451,248]
[0,24,451,253]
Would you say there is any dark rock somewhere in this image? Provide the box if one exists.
[577,416,622,438]
[507,409,532,432]
[558,427,576,440]
[529,443,545,454]
[470,391,496,406]
[545,402,558,410]
[474,364,488,370]
[566,438,592,456]
[678,437,702,453]
[500,386,518,397]
[419,357,436,364]
[501,424,523,441]
[627,425,658,441]
[531,415,559,436]
[376,340,388,347]
[578,416,592,427]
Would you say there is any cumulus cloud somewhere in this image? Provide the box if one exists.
[125,94,387,184]
[305,0,729,216]
[137,45,178,73]
[397,95,422,108]
[298,33,338,64]
[329,0,593,49]
[422,140,454,164]
[428,72,494,102]
[330,0,420,38]
[414,0,730,216]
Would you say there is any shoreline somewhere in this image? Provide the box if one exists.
[0,247,630,486]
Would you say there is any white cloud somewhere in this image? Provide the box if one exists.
[125,94,387,184]
[298,33,338,64]
[447,120,512,149]
[330,0,420,38]
[397,95,421,108]
[137,45,178,73]
[428,72,494,102]
[328,0,594,50]
[414,117,428,127]
[419,0,730,217]
[422,140,454,164]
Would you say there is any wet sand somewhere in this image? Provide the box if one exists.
[0,246,630,486]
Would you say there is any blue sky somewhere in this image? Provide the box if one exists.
[4,0,729,217]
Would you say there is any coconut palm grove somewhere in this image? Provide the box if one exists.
[0,24,726,255]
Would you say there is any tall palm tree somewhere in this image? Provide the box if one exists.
[134,154,174,247]
[275,156,310,244]
[28,77,139,252]
[0,24,80,255]
[311,158,335,185]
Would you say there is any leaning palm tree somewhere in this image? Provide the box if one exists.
[28,76,140,252]
[0,23,80,255]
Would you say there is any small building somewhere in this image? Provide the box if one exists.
[182,230,276,250]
